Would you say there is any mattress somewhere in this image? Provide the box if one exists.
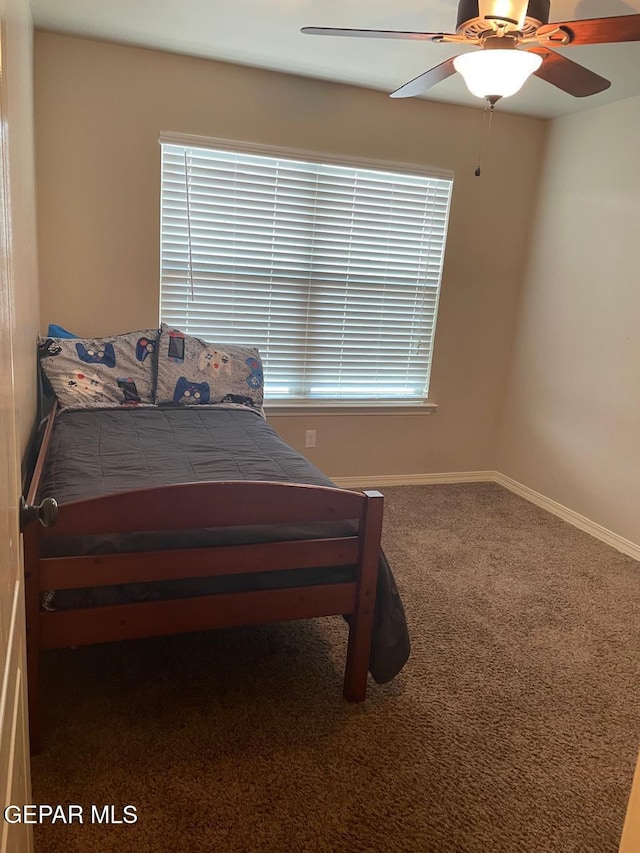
[37,407,410,683]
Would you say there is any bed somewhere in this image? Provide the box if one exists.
[24,402,410,753]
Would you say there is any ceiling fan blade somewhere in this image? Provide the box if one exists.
[527,47,611,97]
[301,27,453,42]
[389,58,458,99]
[537,13,640,46]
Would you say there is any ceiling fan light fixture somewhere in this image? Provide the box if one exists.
[453,48,543,99]
[478,0,528,29]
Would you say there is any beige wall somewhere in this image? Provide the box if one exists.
[620,752,640,853]
[494,94,640,545]
[34,32,545,478]
[4,0,39,452]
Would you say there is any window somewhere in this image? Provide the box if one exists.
[160,136,453,404]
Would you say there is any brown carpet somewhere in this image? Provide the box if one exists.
[32,483,640,853]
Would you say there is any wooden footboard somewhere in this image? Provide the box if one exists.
[23,409,383,753]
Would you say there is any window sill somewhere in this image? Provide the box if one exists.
[264,401,438,418]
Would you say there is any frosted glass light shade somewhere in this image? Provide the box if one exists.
[454,49,543,99]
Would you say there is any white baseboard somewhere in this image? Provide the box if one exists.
[331,471,495,489]
[493,472,640,562]
[332,469,640,562]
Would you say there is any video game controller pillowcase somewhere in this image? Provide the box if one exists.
[155,325,264,410]
[38,329,159,411]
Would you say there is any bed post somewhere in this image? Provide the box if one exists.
[23,522,41,755]
[343,490,384,703]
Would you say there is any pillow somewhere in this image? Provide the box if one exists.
[38,329,159,411]
[47,323,77,339]
[155,325,264,410]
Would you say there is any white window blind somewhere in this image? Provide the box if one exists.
[160,140,453,403]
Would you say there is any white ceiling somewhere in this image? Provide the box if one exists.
[30,0,640,118]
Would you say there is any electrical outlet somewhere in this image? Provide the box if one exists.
[305,429,317,448]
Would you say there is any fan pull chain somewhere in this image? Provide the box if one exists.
[475,98,496,178]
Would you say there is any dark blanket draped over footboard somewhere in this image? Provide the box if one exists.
[37,408,410,684]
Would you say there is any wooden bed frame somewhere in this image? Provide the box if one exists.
[23,403,383,754]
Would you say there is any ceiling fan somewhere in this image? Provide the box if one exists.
[301,1,640,104]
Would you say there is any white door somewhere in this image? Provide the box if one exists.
[0,19,33,853]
